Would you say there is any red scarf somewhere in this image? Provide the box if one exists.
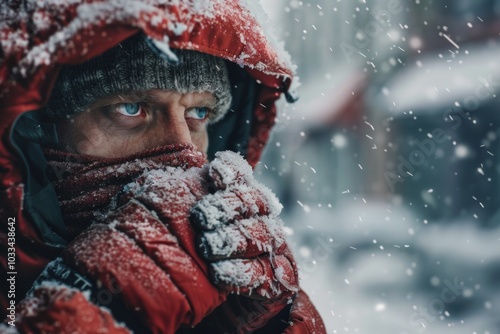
[43,143,207,238]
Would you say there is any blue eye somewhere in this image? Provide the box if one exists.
[115,103,142,116]
[186,107,209,120]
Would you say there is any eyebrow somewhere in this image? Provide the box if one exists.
[90,91,147,108]
[190,95,217,108]
[91,91,217,110]
[122,91,150,101]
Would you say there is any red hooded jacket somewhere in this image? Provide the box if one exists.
[0,1,324,333]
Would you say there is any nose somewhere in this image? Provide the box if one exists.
[156,107,192,146]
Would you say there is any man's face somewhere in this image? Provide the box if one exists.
[57,89,216,157]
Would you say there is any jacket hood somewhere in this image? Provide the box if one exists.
[0,2,297,309]
[0,0,293,316]
[0,0,297,166]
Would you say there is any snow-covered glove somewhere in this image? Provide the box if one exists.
[9,144,226,334]
[192,151,298,297]
[189,151,300,332]
[59,147,227,333]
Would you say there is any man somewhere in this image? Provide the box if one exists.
[0,1,325,333]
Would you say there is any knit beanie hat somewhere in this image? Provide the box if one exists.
[43,33,232,123]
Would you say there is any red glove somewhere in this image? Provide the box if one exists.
[9,144,226,334]
[189,151,301,332]
[60,146,226,333]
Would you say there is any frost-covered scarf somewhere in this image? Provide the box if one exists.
[43,143,206,238]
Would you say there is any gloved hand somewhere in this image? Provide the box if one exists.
[32,144,227,333]
[189,151,300,332]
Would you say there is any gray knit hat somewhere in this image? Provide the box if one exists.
[43,34,232,123]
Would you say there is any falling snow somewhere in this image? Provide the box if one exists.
[256,1,500,333]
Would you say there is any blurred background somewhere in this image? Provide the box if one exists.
[256,1,500,333]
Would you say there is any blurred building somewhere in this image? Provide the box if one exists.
[366,40,500,224]
[259,0,500,224]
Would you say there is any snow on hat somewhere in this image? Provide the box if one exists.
[43,33,232,123]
